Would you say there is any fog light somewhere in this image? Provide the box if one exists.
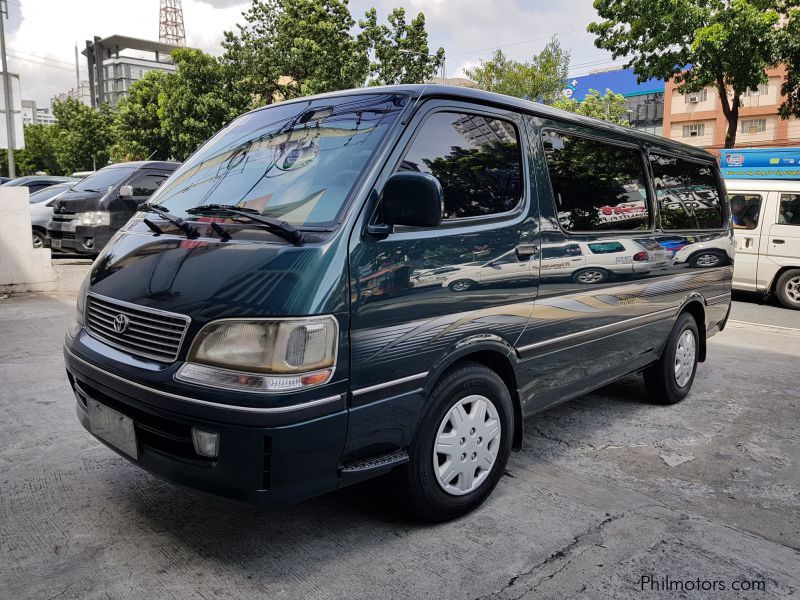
[191,428,219,458]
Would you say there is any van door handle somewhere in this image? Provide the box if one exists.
[744,237,753,248]
[773,239,785,244]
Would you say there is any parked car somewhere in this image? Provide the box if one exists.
[725,178,800,309]
[29,182,75,248]
[63,85,733,521]
[46,161,180,255]
[2,175,76,193]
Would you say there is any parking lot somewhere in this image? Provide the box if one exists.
[1,292,798,599]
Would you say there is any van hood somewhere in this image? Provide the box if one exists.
[53,189,109,213]
[88,229,348,322]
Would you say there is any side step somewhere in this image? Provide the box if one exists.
[338,449,409,481]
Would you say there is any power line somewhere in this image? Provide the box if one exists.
[449,27,587,58]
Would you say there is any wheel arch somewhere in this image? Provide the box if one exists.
[424,339,524,451]
[768,265,800,295]
[678,297,707,363]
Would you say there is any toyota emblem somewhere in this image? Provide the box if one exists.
[113,313,130,334]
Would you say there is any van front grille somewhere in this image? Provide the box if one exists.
[85,293,190,363]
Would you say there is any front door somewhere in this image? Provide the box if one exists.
[729,189,767,291]
[347,101,539,414]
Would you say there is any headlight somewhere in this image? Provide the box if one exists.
[176,317,339,392]
[77,211,110,226]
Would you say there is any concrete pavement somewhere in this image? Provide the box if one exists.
[1,293,798,599]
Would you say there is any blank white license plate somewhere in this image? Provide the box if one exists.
[51,238,62,249]
[87,399,138,459]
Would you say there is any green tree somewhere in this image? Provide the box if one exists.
[111,70,171,162]
[779,8,800,118]
[222,0,369,103]
[358,7,444,85]
[51,98,114,173]
[552,88,631,125]
[466,38,570,103]
[588,0,784,148]
[158,48,251,160]
[15,124,60,175]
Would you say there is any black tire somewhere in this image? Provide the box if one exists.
[403,361,513,522]
[643,312,699,404]
[775,269,800,310]
[572,268,609,284]
[688,250,724,268]
[32,229,46,249]
[448,279,475,292]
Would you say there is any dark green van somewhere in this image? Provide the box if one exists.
[64,86,733,521]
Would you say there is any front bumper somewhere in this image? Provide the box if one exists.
[47,219,112,254]
[65,342,349,506]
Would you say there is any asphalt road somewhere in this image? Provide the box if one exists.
[1,293,798,599]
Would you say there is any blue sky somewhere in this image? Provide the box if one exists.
[5,0,621,106]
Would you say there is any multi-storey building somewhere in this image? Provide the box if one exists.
[82,35,181,109]
[663,66,800,152]
[53,81,92,107]
[21,100,57,126]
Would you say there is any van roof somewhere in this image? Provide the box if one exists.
[246,84,716,163]
[725,179,800,191]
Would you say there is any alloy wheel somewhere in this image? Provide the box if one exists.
[674,329,696,387]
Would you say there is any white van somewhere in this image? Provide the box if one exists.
[725,179,800,309]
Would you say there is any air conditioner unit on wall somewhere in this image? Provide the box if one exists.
[687,94,700,103]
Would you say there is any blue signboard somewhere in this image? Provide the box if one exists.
[562,68,664,101]
[720,148,800,179]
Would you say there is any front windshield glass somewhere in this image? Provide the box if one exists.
[71,167,136,193]
[149,93,408,227]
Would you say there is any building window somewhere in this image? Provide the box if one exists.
[744,83,769,96]
[398,112,523,220]
[542,130,650,232]
[650,154,724,230]
[684,89,708,103]
[682,124,705,138]
[740,118,767,134]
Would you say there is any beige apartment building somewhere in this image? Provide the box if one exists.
[664,66,800,154]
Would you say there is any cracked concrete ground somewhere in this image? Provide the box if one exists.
[1,293,798,599]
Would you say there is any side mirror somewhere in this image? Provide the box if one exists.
[118,185,134,198]
[515,244,539,260]
[381,172,443,228]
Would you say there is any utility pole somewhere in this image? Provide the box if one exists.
[74,44,80,92]
[0,0,14,178]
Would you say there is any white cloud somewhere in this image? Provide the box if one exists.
[11,0,615,106]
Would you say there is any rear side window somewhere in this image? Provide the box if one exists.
[541,243,582,259]
[728,193,762,229]
[588,241,625,254]
[398,112,522,220]
[650,154,724,230]
[541,131,650,232]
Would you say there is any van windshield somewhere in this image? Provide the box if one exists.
[72,167,136,193]
[149,93,408,227]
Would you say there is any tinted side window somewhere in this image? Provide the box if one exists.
[541,243,582,259]
[127,172,168,198]
[399,112,522,220]
[779,194,800,225]
[542,131,650,232]
[650,154,724,230]
[588,241,625,254]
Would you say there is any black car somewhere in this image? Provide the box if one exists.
[63,85,734,521]
[47,161,180,255]
[3,175,77,193]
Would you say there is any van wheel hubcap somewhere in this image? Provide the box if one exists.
[696,253,719,267]
[786,276,800,303]
[577,270,604,283]
[32,235,43,249]
[674,329,696,387]
[451,281,471,291]
[433,395,501,496]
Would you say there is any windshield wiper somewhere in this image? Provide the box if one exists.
[137,203,199,239]
[186,204,304,245]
